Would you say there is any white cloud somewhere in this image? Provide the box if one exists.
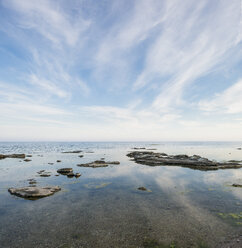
[2,0,90,46]
[199,79,242,114]
[29,74,69,98]
[134,0,241,112]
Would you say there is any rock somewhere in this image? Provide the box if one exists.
[48,163,54,165]
[8,186,61,199]
[0,154,25,160]
[236,148,242,150]
[39,173,51,177]
[57,168,73,174]
[24,159,31,162]
[62,150,82,153]
[56,160,61,163]
[232,184,242,187]
[55,174,59,176]
[132,147,146,150]
[29,180,37,185]
[26,155,32,157]
[79,155,84,158]
[127,151,242,171]
[75,173,81,178]
[37,170,45,174]
[67,172,75,178]
[105,161,120,164]
[138,187,147,191]
[86,151,94,153]
[77,160,120,168]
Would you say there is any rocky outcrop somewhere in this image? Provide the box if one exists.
[232,184,242,187]
[127,151,242,171]
[0,154,25,159]
[8,186,61,199]
[57,168,73,174]
[138,187,147,191]
[77,160,120,168]
[62,150,82,153]
[57,168,81,178]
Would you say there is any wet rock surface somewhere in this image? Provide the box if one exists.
[127,151,242,171]
[232,184,242,187]
[57,168,73,174]
[138,187,147,191]
[23,159,31,162]
[8,186,61,199]
[57,168,80,178]
[62,150,82,153]
[0,154,25,159]
[77,160,120,168]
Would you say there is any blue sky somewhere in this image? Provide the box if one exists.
[0,0,241,141]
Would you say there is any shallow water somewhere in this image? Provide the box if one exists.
[0,142,242,248]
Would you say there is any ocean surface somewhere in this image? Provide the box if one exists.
[0,142,242,248]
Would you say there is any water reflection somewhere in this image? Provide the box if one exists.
[0,142,241,247]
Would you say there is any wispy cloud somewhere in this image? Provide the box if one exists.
[0,0,241,140]
[199,79,242,114]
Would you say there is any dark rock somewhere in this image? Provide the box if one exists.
[8,186,61,199]
[77,160,120,168]
[75,173,81,178]
[79,155,84,158]
[105,161,120,164]
[236,148,242,150]
[57,168,73,174]
[132,147,146,150]
[48,163,54,165]
[24,159,31,162]
[56,160,61,163]
[26,155,32,157]
[0,154,25,160]
[138,187,147,191]
[232,184,242,187]
[62,150,82,153]
[127,151,242,171]
[29,180,37,185]
[67,172,75,178]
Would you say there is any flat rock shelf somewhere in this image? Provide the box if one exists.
[127,151,242,171]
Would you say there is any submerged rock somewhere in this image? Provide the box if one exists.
[77,160,120,168]
[138,187,147,191]
[62,150,82,153]
[8,186,61,199]
[48,163,54,165]
[127,151,242,171]
[26,155,32,157]
[232,184,242,187]
[57,168,73,174]
[75,173,81,178]
[56,160,61,163]
[24,159,31,162]
[79,155,84,158]
[39,173,51,177]
[0,154,25,159]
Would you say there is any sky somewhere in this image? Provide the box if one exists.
[0,0,241,141]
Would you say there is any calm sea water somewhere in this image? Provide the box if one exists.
[0,142,242,248]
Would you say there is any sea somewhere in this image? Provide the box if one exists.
[0,141,242,248]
